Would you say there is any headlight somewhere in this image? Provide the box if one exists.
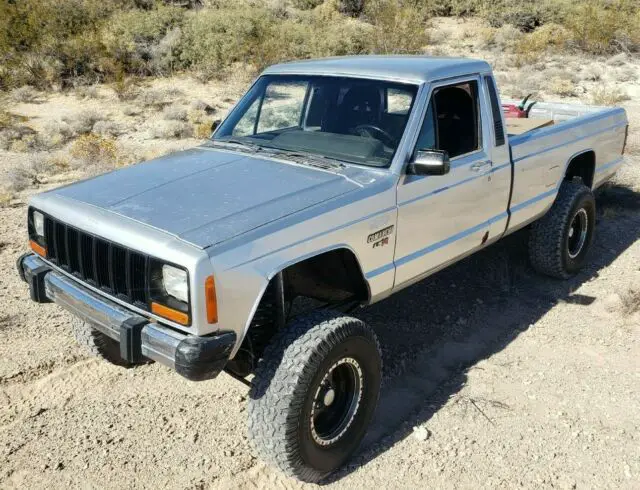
[33,211,45,237]
[162,264,189,303]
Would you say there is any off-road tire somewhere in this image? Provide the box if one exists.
[529,180,596,279]
[72,317,131,367]
[248,311,382,483]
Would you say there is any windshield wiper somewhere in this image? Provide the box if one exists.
[211,138,266,152]
[270,149,346,170]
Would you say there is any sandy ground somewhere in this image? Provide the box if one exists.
[1,18,640,489]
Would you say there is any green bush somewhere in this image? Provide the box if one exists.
[102,5,185,75]
[364,0,430,54]
[563,0,640,54]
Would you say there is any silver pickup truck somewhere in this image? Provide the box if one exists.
[17,56,629,482]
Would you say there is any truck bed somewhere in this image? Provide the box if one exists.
[503,100,628,233]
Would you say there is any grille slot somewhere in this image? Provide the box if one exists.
[43,216,149,311]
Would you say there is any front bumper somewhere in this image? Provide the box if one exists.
[17,253,235,381]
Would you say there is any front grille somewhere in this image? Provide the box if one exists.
[44,215,150,310]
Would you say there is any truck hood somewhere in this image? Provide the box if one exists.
[47,146,364,248]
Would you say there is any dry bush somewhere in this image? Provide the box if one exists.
[0,187,15,207]
[613,66,637,83]
[590,85,630,105]
[122,106,141,117]
[191,99,215,113]
[5,154,53,192]
[75,85,100,99]
[606,53,629,67]
[193,122,212,139]
[580,64,604,82]
[162,104,188,121]
[10,86,39,103]
[547,78,577,97]
[70,134,118,167]
[62,109,104,135]
[38,120,74,149]
[138,87,184,109]
[620,285,640,316]
[150,120,192,139]
[112,74,140,101]
[92,120,124,137]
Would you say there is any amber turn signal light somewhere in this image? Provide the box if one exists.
[151,302,189,326]
[29,240,46,257]
[205,275,218,324]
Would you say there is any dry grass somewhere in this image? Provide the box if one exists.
[590,85,630,106]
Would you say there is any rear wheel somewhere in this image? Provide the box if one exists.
[248,311,382,483]
[72,318,131,367]
[529,180,596,278]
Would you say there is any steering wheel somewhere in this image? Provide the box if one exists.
[353,124,397,148]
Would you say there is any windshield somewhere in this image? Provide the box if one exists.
[214,75,418,167]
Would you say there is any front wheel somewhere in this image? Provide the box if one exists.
[248,311,382,483]
[529,180,596,278]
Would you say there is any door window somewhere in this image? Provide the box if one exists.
[415,80,481,159]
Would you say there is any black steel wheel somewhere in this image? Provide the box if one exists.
[248,311,382,483]
[529,180,596,278]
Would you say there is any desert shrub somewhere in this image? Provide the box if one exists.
[62,109,104,134]
[122,105,142,116]
[162,104,188,121]
[337,0,366,17]
[590,85,630,105]
[137,87,184,109]
[512,23,571,65]
[476,0,567,32]
[546,78,576,97]
[364,0,430,54]
[6,155,53,191]
[102,5,185,76]
[291,0,324,9]
[38,120,75,149]
[0,0,126,88]
[580,65,604,82]
[563,0,640,54]
[193,121,213,139]
[179,5,276,78]
[150,120,192,138]
[92,120,124,137]
[10,86,39,103]
[75,85,101,99]
[70,133,118,166]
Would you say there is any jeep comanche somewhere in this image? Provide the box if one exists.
[17,56,629,482]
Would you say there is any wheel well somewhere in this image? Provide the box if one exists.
[226,249,369,377]
[565,151,595,188]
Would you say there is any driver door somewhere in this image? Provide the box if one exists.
[394,76,494,288]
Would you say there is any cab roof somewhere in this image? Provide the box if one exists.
[262,55,492,84]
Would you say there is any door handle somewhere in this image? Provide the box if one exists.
[470,161,492,173]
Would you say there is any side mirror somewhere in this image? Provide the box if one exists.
[211,119,222,132]
[407,149,450,176]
